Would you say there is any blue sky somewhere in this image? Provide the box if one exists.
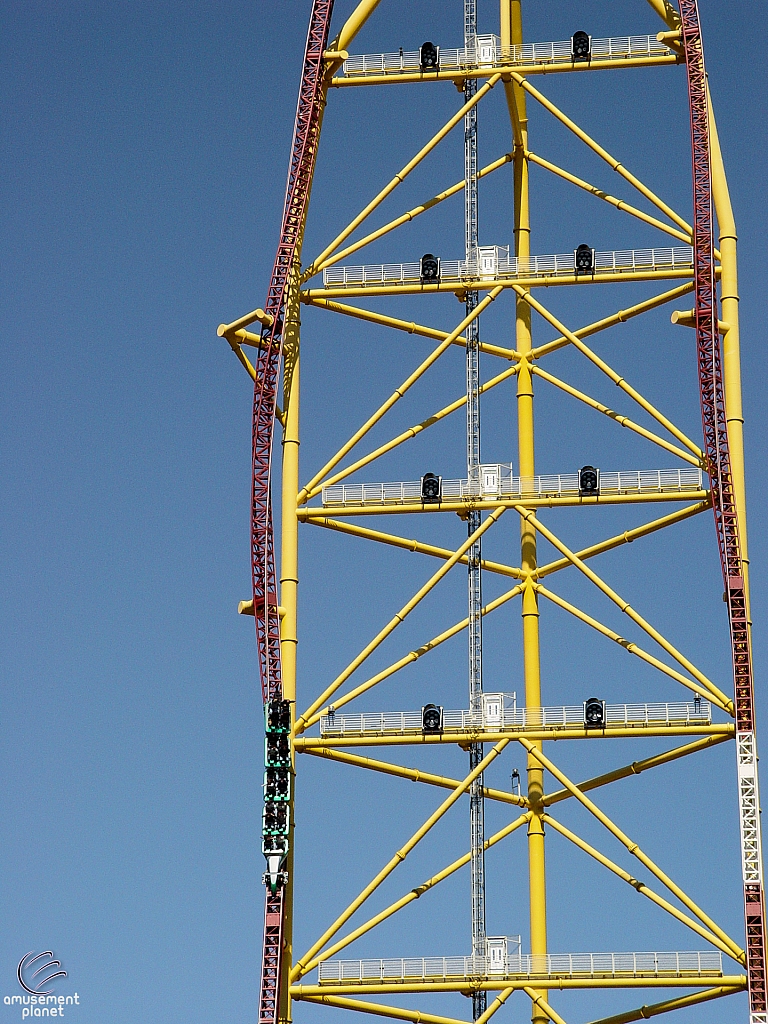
[1,2,767,1022]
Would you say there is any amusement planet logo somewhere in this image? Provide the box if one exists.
[3,953,80,1019]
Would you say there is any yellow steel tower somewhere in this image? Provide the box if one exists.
[218,2,765,1023]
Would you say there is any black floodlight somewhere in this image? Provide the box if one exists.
[419,41,439,70]
[584,697,606,728]
[420,473,442,502]
[265,766,291,802]
[575,243,595,274]
[266,698,291,733]
[266,732,291,767]
[578,465,600,496]
[420,253,440,283]
[571,31,591,60]
[422,703,444,733]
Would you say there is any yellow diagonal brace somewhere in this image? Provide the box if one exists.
[296,812,531,978]
[523,989,568,1024]
[530,283,694,360]
[295,508,505,732]
[305,74,501,277]
[519,738,744,962]
[525,150,713,255]
[518,510,732,710]
[474,988,515,1024]
[542,814,741,960]
[305,361,520,499]
[304,297,518,360]
[329,0,385,53]
[543,735,732,807]
[510,73,691,234]
[300,582,524,729]
[643,0,681,32]
[536,502,709,579]
[306,517,523,578]
[298,287,503,504]
[311,152,513,276]
[534,583,730,712]
[303,747,529,808]
[530,365,700,466]
[292,738,511,977]
[585,986,741,1024]
[296,994,466,1024]
[514,287,702,459]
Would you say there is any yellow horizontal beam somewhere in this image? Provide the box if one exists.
[217,307,273,334]
[290,978,745,996]
[543,734,732,807]
[297,490,709,519]
[293,725,734,751]
[330,54,679,87]
[302,746,529,808]
[530,283,694,360]
[304,297,517,360]
[303,268,695,301]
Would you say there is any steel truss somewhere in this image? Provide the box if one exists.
[217,2,764,1023]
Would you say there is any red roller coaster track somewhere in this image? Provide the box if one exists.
[252,2,766,1020]
[680,0,767,1017]
[254,3,334,1023]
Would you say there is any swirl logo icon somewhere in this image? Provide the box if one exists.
[17,953,67,996]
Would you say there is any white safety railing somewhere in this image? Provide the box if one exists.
[321,468,704,507]
[341,34,675,76]
[319,701,711,737]
[321,247,694,287]
[318,950,722,983]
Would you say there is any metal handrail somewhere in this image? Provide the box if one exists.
[319,701,712,737]
[340,34,675,76]
[321,247,694,288]
[318,950,722,982]
[321,468,704,508]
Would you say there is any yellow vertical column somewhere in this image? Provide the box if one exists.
[279,256,301,1024]
[708,96,750,604]
[503,3,547,1022]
